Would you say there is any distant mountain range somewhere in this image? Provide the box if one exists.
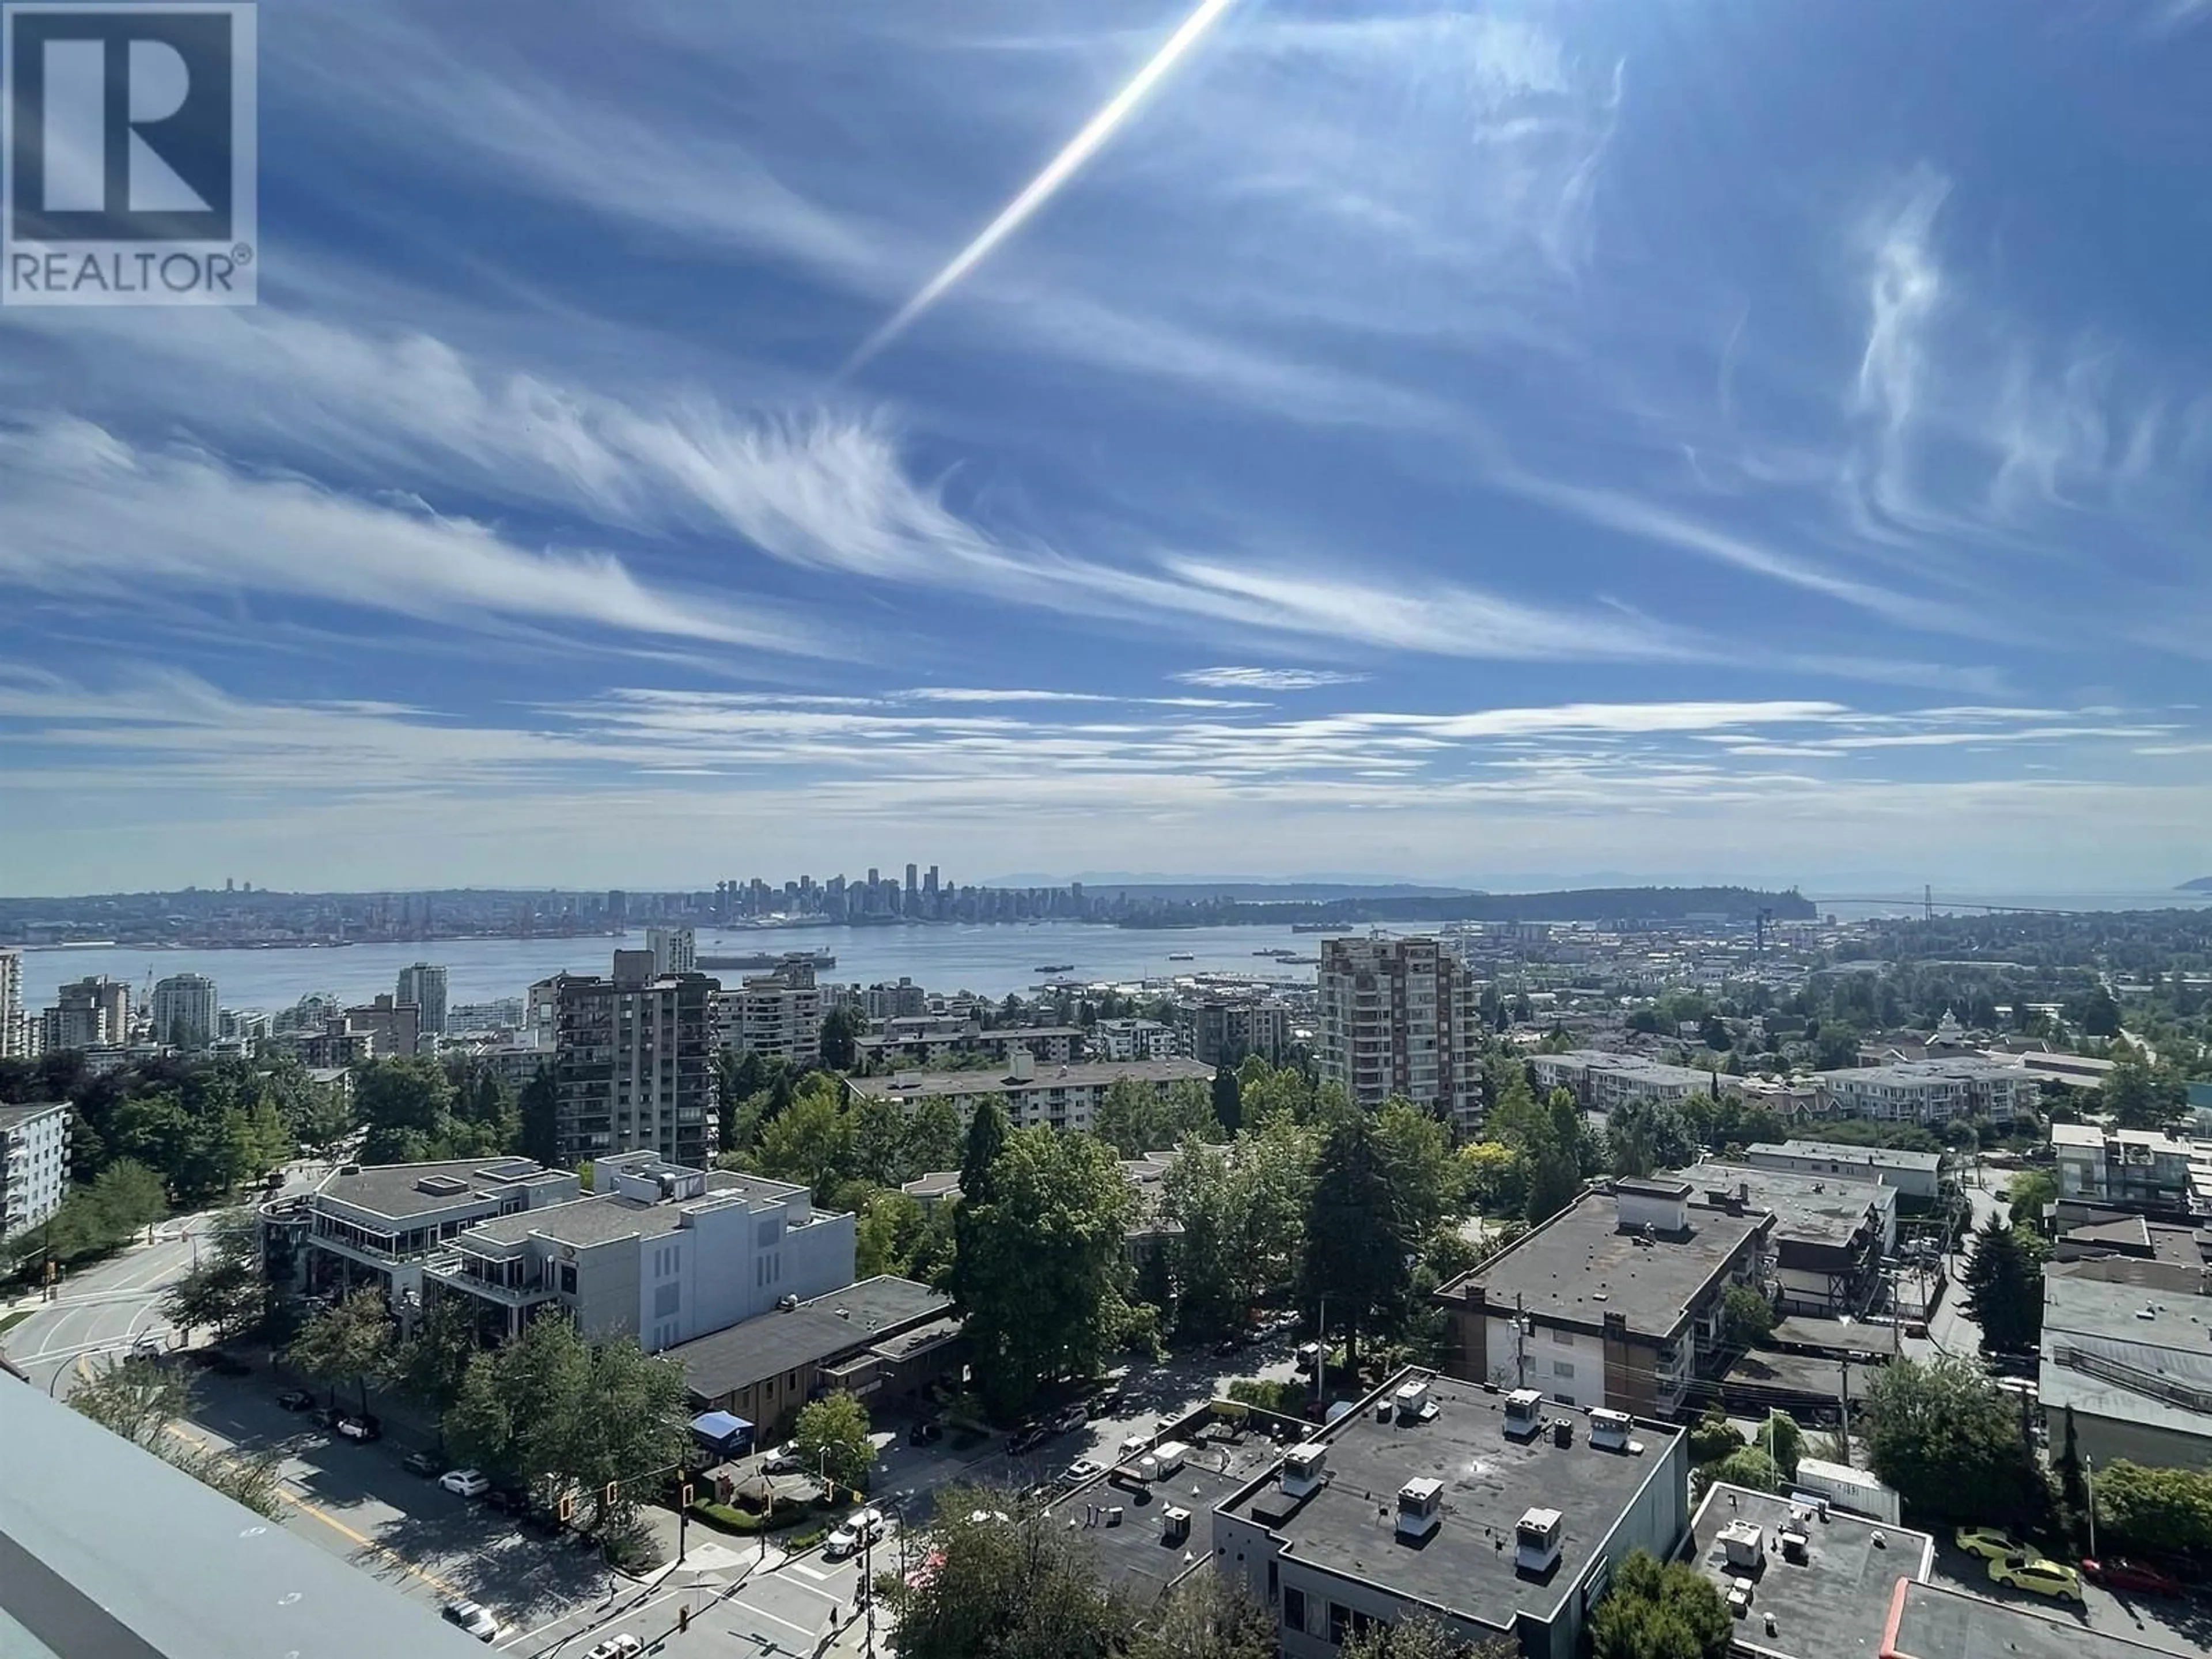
[1111,885,1813,929]
[2182,877,2212,892]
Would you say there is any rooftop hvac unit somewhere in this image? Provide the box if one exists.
[1514,1507,1564,1574]
[1161,1506,1191,1545]
[1281,1443,1328,1498]
[1589,1408,1633,1450]
[1396,1478,1444,1541]
[1503,1389,1544,1437]
[1393,1378,1431,1421]
[1717,1518,1765,1573]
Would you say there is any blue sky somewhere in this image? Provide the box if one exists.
[3,0,2210,896]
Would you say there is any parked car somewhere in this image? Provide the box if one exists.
[439,1600,501,1643]
[1065,1457,1103,1483]
[2081,1556,2183,1596]
[824,1508,886,1559]
[584,1637,643,1659]
[276,1389,315,1412]
[440,1468,492,1498]
[1053,1406,1087,1434]
[1294,1343,1321,1373]
[400,1450,441,1477]
[1989,1554,2085,1607]
[334,1414,381,1442]
[1955,1527,2036,1562]
[906,1420,942,1446]
[1007,1425,1051,1456]
[762,1452,805,1476]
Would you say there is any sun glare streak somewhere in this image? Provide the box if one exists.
[840,0,1242,377]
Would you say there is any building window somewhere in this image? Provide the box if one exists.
[1554,1361,1574,1379]
[1327,1602,1350,1646]
[1283,1588,1305,1633]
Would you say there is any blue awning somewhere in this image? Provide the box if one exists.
[690,1410,753,1442]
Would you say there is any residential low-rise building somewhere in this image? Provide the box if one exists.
[1190,994,1290,1065]
[0,1099,71,1234]
[844,1054,1213,1133]
[1529,1050,1725,1112]
[2051,1122,2201,1218]
[853,1020,1083,1067]
[425,1153,854,1353]
[1680,1161,1892,1319]
[1434,1179,1771,1416]
[715,957,821,1066]
[1211,1368,1690,1659]
[343,993,422,1059]
[1090,1018,1176,1061]
[1816,1059,2036,1125]
[1744,1139,1944,1201]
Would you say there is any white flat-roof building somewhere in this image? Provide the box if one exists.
[846,1055,1211,1134]
[1745,1139,1944,1201]
[1817,1059,2036,1125]
[0,1100,71,1234]
[1529,1050,1722,1112]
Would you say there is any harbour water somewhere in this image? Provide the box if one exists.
[16,890,2204,1014]
[14,922,1325,1013]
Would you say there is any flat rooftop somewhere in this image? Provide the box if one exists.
[1072,1434,1281,1604]
[0,1100,66,1128]
[1221,1372,1684,1632]
[673,1276,953,1402]
[1683,1161,1889,1251]
[1439,1189,1767,1342]
[2037,1272,2212,1441]
[1684,1485,1931,1659]
[1755,1141,1944,1175]
[316,1157,567,1220]
[1884,1578,2181,1659]
[848,1058,1213,1099]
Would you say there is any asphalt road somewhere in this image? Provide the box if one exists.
[3,1213,219,1391]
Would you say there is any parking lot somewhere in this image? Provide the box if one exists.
[1924,1534,2208,1657]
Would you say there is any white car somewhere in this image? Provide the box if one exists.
[440,1600,500,1643]
[584,1638,643,1659]
[440,1468,491,1498]
[1065,1458,1103,1483]
[824,1508,886,1558]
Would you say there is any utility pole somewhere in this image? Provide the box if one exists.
[1315,1296,1327,1419]
[1514,1293,1529,1389]
[2085,1456,2097,1557]
[1835,1356,1850,1461]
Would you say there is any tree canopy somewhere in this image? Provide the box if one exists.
[794,1390,873,1495]
[1860,1354,2047,1526]
[1589,1548,1732,1659]
[1960,1218,2043,1353]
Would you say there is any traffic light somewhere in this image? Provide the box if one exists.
[603,1481,619,1509]
[558,1492,574,1522]
[679,1483,694,1508]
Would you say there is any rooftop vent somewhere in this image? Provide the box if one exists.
[1396,1478,1444,1541]
[1777,1519,1810,1563]
[414,1173,470,1197]
[1503,1388,1544,1438]
[1281,1442,1327,1498]
[1718,1518,1765,1572]
[1393,1378,1431,1421]
[1589,1408,1633,1451]
[1514,1506,1563,1574]
[1552,1419,1573,1449]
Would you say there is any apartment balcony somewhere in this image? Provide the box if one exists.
[425,1249,557,1308]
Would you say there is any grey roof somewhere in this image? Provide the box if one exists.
[848,1058,1212,1101]
[1221,1371,1684,1634]
[464,1192,688,1248]
[316,1157,563,1221]
[1887,1580,2179,1659]
[1440,1189,1768,1343]
[2036,1272,2212,1441]
[1074,1437,1281,1604]
[0,1101,67,1130]
[673,1276,954,1402]
[1756,1140,1944,1175]
[1681,1162,1891,1251]
[0,1377,489,1659]
[1683,1485,1933,1659]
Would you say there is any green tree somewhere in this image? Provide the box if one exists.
[855,1190,957,1284]
[2001,1169,2056,1227]
[387,1293,481,1415]
[2094,1460,2212,1554]
[960,1097,1010,1203]
[69,1354,282,1518]
[158,1209,268,1344]
[353,1056,457,1164]
[820,1005,861,1071]
[1960,1218,2042,1353]
[2054,1404,2089,1543]
[1861,1354,2047,1525]
[1608,1101,1702,1179]
[847,1093,911,1188]
[1688,1409,1744,1465]
[955,1127,1135,1419]
[794,1389,873,1495]
[2099,1046,2184,1130]
[1374,1100,1460,1243]
[1758,1410,1805,1482]
[1706,1446,1783,1494]
[285,1286,394,1418]
[1129,1573,1277,1659]
[752,1078,851,1203]
[1589,1548,1732,1659]
[518,1062,560,1168]
[1210,1065,1243,1133]
[903,1095,965,1179]
[1722,1285,1777,1349]
[892,1488,1122,1659]
[1161,1142,1248,1340]
[292,1081,357,1162]
[1298,1115,1414,1374]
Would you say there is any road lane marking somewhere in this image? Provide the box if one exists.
[161,1420,469,1603]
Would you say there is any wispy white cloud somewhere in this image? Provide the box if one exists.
[1173,666,1369,691]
